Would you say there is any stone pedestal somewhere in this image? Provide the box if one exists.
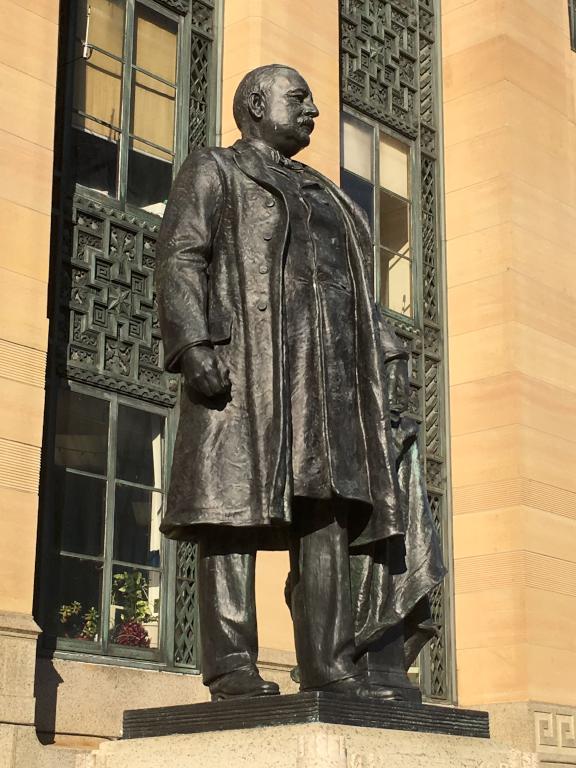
[77,694,538,768]
[0,611,41,725]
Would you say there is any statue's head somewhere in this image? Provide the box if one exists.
[233,64,319,157]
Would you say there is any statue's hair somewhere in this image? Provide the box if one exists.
[233,64,298,132]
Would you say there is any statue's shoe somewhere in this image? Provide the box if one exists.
[210,666,281,701]
[304,677,397,700]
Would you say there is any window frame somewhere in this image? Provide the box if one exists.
[39,379,178,664]
[340,106,421,325]
[64,0,191,215]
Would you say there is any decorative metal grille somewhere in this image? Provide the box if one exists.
[174,541,199,667]
[57,197,179,405]
[189,0,215,150]
[157,0,191,14]
[340,0,419,138]
[340,0,453,702]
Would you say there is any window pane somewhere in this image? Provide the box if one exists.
[110,566,160,649]
[379,190,410,256]
[73,48,123,134]
[134,3,178,82]
[342,113,373,181]
[56,471,106,557]
[55,556,103,643]
[116,406,164,487]
[131,71,175,154]
[341,168,374,232]
[70,123,119,197]
[114,485,163,567]
[380,251,412,317]
[379,133,410,199]
[55,390,109,474]
[76,0,126,59]
[127,139,173,213]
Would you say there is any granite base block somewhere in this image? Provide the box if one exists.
[123,692,490,740]
[80,721,537,768]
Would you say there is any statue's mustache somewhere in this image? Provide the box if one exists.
[298,117,315,130]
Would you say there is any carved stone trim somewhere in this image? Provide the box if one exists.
[535,711,576,752]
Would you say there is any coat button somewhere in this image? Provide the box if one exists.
[259,264,269,274]
[265,198,275,207]
[263,234,272,241]
[257,299,268,311]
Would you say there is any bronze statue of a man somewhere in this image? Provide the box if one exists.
[157,64,445,701]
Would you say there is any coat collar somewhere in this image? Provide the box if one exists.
[232,138,306,188]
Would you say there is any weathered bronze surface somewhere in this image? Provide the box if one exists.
[156,64,445,701]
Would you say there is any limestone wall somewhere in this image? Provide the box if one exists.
[0,0,59,728]
[442,0,576,706]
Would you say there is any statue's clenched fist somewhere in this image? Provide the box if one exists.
[181,345,231,397]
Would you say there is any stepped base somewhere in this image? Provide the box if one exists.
[123,692,489,740]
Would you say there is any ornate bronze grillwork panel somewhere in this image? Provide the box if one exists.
[340,0,453,702]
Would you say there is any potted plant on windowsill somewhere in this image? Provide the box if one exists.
[111,570,156,648]
[58,601,100,641]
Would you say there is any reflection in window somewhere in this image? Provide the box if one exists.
[341,113,414,318]
[47,386,167,658]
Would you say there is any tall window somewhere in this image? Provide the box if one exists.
[45,387,168,658]
[341,112,413,317]
[38,0,217,670]
[570,0,576,51]
[71,0,184,213]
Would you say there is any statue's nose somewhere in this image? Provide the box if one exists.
[306,102,320,118]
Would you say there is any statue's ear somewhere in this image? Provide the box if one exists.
[247,90,265,121]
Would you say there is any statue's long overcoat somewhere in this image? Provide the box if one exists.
[156,139,406,547]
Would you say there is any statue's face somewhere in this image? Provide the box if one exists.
[255,69,319,157]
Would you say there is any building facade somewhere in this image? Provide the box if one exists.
[0,0,575,766]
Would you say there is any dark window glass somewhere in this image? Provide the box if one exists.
[110,565,160,649]
[126,144,173,211]
[116,405,164,487]
[55,390,109,474]
[55,556,103,643]
[341,168,374,232]
[114,485,163,566]
[57,471,106,557]
[70,126,119,197]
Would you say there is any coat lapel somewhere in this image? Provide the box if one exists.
[232,139,287,199]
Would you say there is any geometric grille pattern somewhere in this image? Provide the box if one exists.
[340,0,419,138]
[340,0,453,702]
[427,493,448,700]
[58,196,179,406]
[173,0,216,669]
[189,1,215,151]
[174,542,199,667]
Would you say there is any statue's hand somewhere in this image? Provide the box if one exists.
[386,358,410,416]
[181,345,231,397]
